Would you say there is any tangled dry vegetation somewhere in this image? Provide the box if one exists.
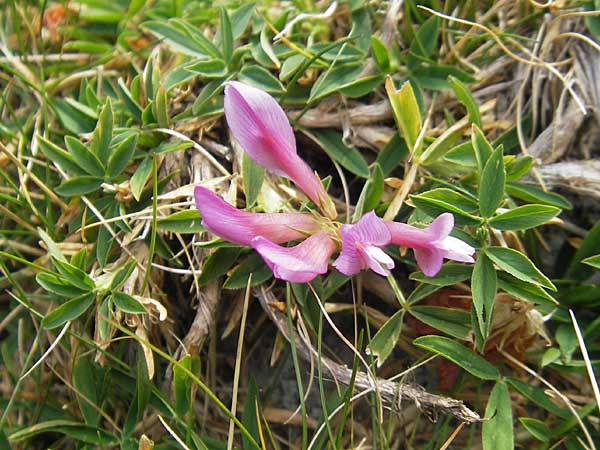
[1,1,600,449]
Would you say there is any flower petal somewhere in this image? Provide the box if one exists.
[349,211,391,246]
[252,231,336,283]
[437,236,476,263]
[224,81,336,218]
[332,224,365,276]
[425,212,453,240]
[358,245,394,276]
[386,221,430,248]
[386,214,475,276]
[194,186,318,246]
[224,81,295,177]
[414,247,444,277]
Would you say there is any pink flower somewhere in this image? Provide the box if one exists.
[252,231,336,283]
[333,211,395,277]
[193,83,476,283]
[224,81,336,219]
[385,213,475,277]
[194,186,319,246]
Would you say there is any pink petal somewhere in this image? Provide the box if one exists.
[349,211,391,246]
[224,82,336,218]
[425,212,454,240]
[386,221,430,248]
[332,225,365,276]
[251,231,336,283]
[437,236,476,263]
[358,245,394,276]
[414,247,444,277]
[386,213,475,276]
[224,81,295,178]
[332,212,393,277]
[194,186,318,246]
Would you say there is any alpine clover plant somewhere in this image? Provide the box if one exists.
[194,81,475,282]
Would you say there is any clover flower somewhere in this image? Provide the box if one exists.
[194,81,475,283]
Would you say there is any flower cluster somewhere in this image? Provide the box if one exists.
[194,81,475,283]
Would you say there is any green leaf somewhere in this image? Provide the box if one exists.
[107,134,137,178]
[219,7,233,63]
[36,273,88,297]
[259,26,280,68]
[482,382,514,450]
[130,156,153,201]
[376,132,408,176]
[479,145,505,217]
[506,182,572,210]
[306,130,369,178]
[582,254,600,269]
[408,15,439,68]
[366,310,404,367]
[411,188,482,226]
[280,54,306,81]
[52,257,95,291]
[8,420,117,445]
[410,263,473,286]
[230,3,255,39]
[489,204,560,231]
[38,136,87,176]
[353,163,384,220]
[567,220,600,281]
[42,292,95,329]
[419,120,466,165]
[505,155,533,182]
[448,75,481,128]
[238,65,285,94]
[309,63,363,102]
[471,125,493,173]
[192,76,229,114]
[154,85,169,128]
[506,377,569,419]
[55,176,104,197]
[519,417,550,442]
[112,292,146,314]
[485,247,556,291]
[117,78,142,121]
[371,35,390,72]
[385,77,421,155]
[96,225,112,268]
[65,136,105,177]
[409,306,471,340]
[198,247,242,285]
[173,355,194,417]
[185,59,228,78]
[157,210,203,234]
[242,152,265,208]
[497,272,557,305]
[142,19,220,58]
[242,378,261,450]
[413,335,500,380]
[93,99,113,164]
[72,356,100,425]
[471,253,497,345]
[224,253,272,289]
[338,75,384,98]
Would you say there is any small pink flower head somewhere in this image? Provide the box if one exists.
[252,231,336,283]
[194,186,319,246]
[224,81,336,218]
[386,213,475,277]
[333,211,395,277]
